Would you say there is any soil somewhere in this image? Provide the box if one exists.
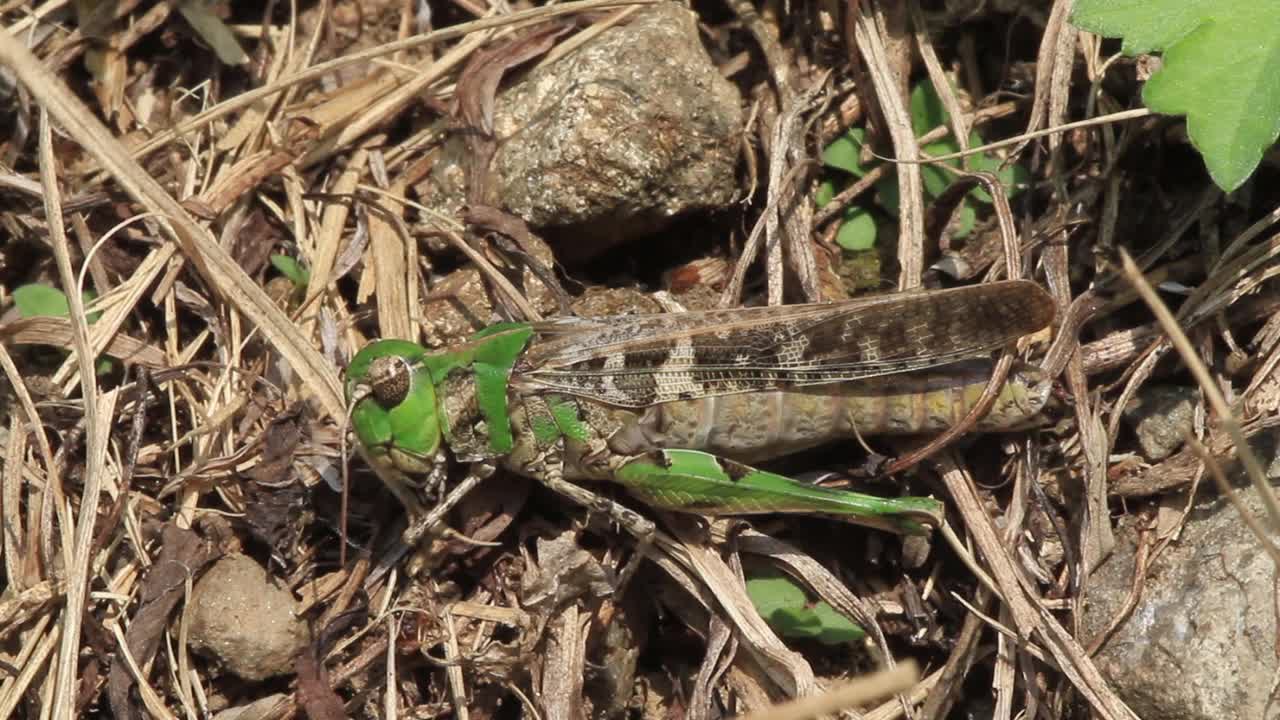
[0,1,1278,718]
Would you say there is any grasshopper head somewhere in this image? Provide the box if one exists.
[346,340,442,475]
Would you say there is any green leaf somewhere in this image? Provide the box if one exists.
[953,200,977,239]
[1072,1,1216,56]
[877,174,900,215]
[14,284,101,323]
[1072,0,1280,192]
[835,206,878,252]
[746,568,865,646]
[832,81,1027,215]
[921,130,1029,204]
[15,284,71,318]
[175,0,248,66]
[815,178,838,208]
[965,149,1030,203]
[271,254,310,289]
[910,81,949,134]
[822,127,869,176]
[921,138,961,198]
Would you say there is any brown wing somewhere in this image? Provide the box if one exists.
[516,280,1055,407]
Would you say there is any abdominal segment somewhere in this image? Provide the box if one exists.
[605,361,1051,464]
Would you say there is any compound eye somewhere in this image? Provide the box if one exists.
[367,355,413,407]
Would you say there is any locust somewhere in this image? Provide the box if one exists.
[344,280,1056,551]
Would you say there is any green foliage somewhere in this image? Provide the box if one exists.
[15,284,101,324]
[15,284,72,318]
[834,206,878,252]
[819,81,1026,252]
[746,567,866,646]
[907,83,1028,207]
[822,127,870,176]
[270,254,311,289]
[174,2,248,66]
[1072,0,1280,191]
[13,284,110,373]
[815,178,838,207]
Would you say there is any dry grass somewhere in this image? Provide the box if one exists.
[1,0,1278,718]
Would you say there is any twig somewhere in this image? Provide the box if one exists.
[1118,250,1280,533]
[733,661,920,720]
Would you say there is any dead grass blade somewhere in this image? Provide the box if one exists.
[938,453,1139,720]
[1118,250,1280,535]
[0,30,346,420]
[0,616,59,717]
[733,660,919,720]
[1188,436,1280,567]
[106,525,217,719]
[0,317,168,368]
[50,390,116,720]
[0,342,68,562]
[365,177,418,342]
[672,534,816,696]
[851,0,924,288]
[38,112,114,720]
[736,530,895,663]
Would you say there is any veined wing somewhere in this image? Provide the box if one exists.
[514,280,1056,408]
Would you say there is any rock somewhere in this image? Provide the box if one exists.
[569,286,663,318]
[425,5,742,257]
[187,554,306,681]
[1081,485,1278,719]
[1123,385,1199,460]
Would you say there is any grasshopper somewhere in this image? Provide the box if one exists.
[345,280,1055,551]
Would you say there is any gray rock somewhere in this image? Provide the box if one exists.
[187,554,306,681]
[1082,485,1280,719]
[429,5,741,255]
[1123,385,1200,460]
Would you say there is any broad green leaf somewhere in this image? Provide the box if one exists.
[913,83,961,198]
[911,82,949,134]
[1072,1,1218,56]
[14,284,101,323]
[14,284,72,318]
[822,127,869,176]
[831,82,1027,214]
[921,138,960,198]
[835,206,878,252]
[922,130,1028,204]
[746,568,865,646]
[967,151,1030,203]
[271,254,310,289]
[13,284,106,369]
[1072,0,1280,191]
[877,174,900,215]
[815,178,838,208]
[952,201,977,239]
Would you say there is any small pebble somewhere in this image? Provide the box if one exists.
[188,554,306,681]
[1122,385,1199,461]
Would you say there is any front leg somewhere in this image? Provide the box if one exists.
[402,460,496,547]
[611,449,944,535]
[528,441,656,589]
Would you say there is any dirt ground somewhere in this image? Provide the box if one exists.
[1,0,1278,718]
